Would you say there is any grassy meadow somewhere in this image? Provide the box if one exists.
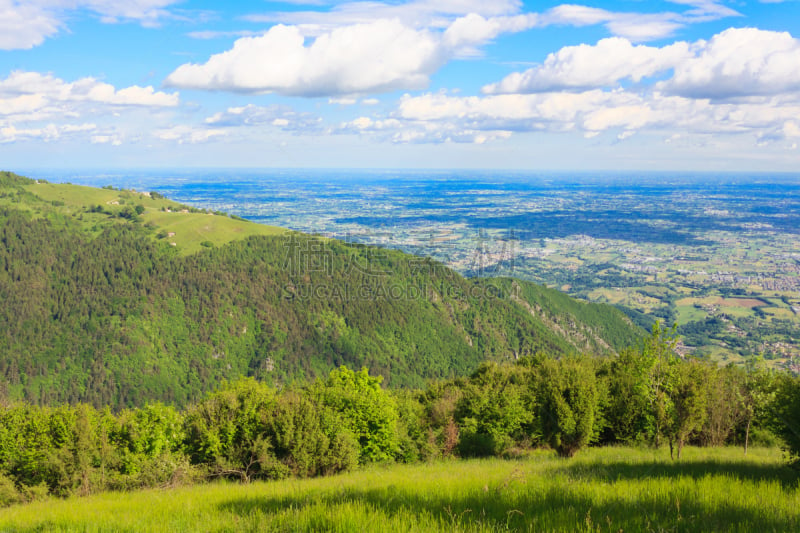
[6,181,286,254]
[0,446,797,532]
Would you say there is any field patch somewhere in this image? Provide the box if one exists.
[676,296,768,309]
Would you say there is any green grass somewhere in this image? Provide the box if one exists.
[143,210,285,255]
[8,181,285,255]
[675,305,706,326]
[1,447,797,532]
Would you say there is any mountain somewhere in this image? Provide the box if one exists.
[0,171,643,408]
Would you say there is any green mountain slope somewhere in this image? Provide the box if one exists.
[0,172,643,408]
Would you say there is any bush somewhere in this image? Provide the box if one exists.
[267,392,358,477]
[391,390,436,463]
[0,474,23,507]
[182,379,277,482]
[772,374,800,466]
[455,362,532,457]
[535,357,599,458]
[311,366,399,463]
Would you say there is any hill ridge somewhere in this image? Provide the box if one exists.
[0,171,643,407]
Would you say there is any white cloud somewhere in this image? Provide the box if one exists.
[244,0,731,44]
[0,122,96,143]
[0,71,179,114]
[0,0,181,50]
[661,27,800,99]
[442,12,536,46]
[540,2,740,41]
[329,97,358,105]
[165,12,548,97]
[0,71,179,145]
[484,27,800,102]
[166,20,443,96]
[0,1,60,50]
[484,37,692,93]
[337,113,513,144]
[90,133,122,146]
[244,0,523,30]
[187,30,260,40]
[153,125,227,144]
[354,79,800,145]
[204,104,321,131]
[668,0,741,19]
[76,0,179,26]
[166,1,742,98]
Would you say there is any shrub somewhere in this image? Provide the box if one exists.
[182,379,277,482]
[310,366,399,463]
[535,357,599,458]
[772,374,800,467]
[0,474,22,507]
[455,362,532,457]
[267,392,358,477]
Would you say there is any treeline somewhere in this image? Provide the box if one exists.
[0,193,641,408]
[1,327,798,506]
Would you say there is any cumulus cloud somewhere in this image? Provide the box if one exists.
[484,27,800,102]
[442,13,538,56]
[0,71,179,115]
[388,87,800,145]
[661,27,800,99]
[484,38,692,94]
[166,20,443,96]
[165,12,546,97]
[166,1,743,98]
[0,71,179,145]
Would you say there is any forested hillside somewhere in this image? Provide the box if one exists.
[0,172,643,408]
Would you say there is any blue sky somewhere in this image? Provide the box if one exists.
[2,0,800,171]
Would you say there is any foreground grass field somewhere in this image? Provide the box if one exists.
[0,447,797,532]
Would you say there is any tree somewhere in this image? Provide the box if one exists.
[699,365,741,448]
[535,356,599,458]
[310,366,399,463]
[182,379,281,482]
[454,362,532,457]
[603,347,658,444]
[737,359,777,456]
[602,322,680,448]
[643,322,680,449]
[771,373,800,466]
[667,361,709,460]
[115,403,184,475]
[267,392,358,477]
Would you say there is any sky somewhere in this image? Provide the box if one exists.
[1,0,800,171]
